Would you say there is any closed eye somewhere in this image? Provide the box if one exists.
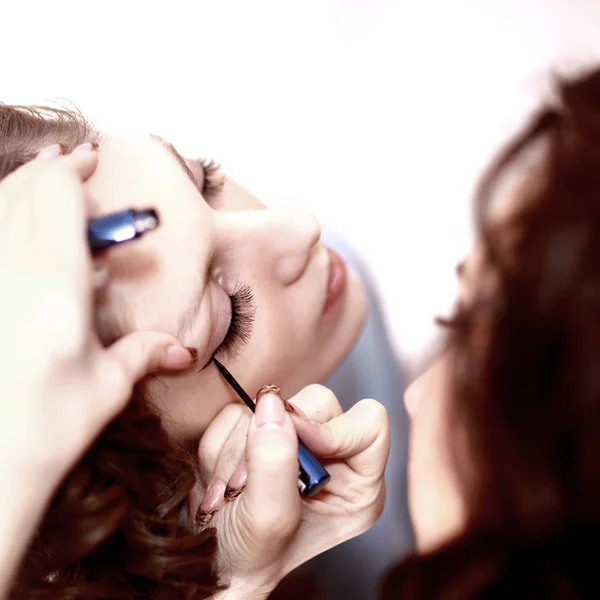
[149,134,224,203]
[215,282,256,361]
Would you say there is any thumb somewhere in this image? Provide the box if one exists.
[97,332,195,418]
[84,332,195,436]
[242,391,302,545]
[106,331,196,381]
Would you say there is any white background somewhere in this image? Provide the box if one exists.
[3,0,599,372]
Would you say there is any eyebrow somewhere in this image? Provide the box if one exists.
[149,134,199,188]
[148,135,215,349]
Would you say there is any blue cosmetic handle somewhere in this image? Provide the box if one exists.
[298,440,330,497]
[88,208,159,254]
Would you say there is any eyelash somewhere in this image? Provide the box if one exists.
[200,158,225,201]
[216,282,256,360]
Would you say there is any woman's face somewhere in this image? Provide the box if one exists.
[404,248,487,552]
[405,199,513,552]
[87,135,367,442]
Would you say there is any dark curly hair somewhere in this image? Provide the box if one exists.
[0,105,220,599]
[383,69,600,598]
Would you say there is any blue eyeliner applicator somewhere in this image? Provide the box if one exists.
[212,357,331,497]
[88,208,159,254]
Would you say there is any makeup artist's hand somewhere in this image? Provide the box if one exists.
[0,145,195,597]
[196,385,389,598]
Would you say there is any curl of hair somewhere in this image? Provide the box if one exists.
[0,104,219,599]
[384,68,600,599]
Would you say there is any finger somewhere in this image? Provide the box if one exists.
[106,331,196,379]
[207,411,249,485]
[227,461,248,494]
[197,403,248,481]
[37,141,99,181]
[29,144,99,279]
[92,333,196,426]
[287,384,343,424]
[197,412,250,513]
[91,255,109,289]
[292,398,390,471]
[242,391,302,544]
[99,332,196,411]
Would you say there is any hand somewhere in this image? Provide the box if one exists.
[195,384,389,597]
[0,144,195,501]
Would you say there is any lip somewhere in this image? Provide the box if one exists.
[323,247,348,314]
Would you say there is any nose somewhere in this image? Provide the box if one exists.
[217,208,321,285]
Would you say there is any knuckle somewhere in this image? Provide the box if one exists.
[359,398,388,424]
[354,399,390,459]
[314,384,338,404]
[296,384,341,415]
[302,383,330,397]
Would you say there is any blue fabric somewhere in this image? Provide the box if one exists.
[304,234,414,599]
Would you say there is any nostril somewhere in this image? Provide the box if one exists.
[285,210,321,254]
[276,254,313,285]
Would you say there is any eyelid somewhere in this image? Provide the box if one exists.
[214,282,256,361]
[199,158,225,202]
[184,157,225,203]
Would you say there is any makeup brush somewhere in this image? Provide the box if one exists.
[212,357,330,497]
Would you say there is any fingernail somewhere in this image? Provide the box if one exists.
[227,463,248,491]
[195,508,217,526]
[184,347,198,364]
[256,384,282,402]
[224,484,246,501]
[37,144,63,159]
[283,399,308,420]
[255,391,286,428]
[163,345,194,369]
[200,482,226,512]
[73,142,96,152]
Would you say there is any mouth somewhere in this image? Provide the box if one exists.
[323,247,348,314]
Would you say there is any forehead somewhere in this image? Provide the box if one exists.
[86,134,194,211]
[88,133,214,336]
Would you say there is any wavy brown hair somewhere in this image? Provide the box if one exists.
[383,69,600,598]
[0,105,219,599]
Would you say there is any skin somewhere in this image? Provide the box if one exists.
[0,145,197,597]
[404,350,466,552]
[405,197,514,552]
[86,134,367,443]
